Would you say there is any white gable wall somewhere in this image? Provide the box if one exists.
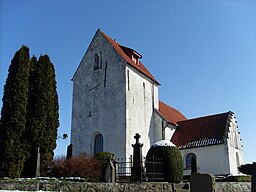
[164,124,177,141]
[71,31,127,158]
[180,114,244,176]
[226,115,244,175]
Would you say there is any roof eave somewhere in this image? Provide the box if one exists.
[154,108,177,126]
[127,62,160,85]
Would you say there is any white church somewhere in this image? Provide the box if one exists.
[70,29,244,176]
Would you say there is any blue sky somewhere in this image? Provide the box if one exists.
[0,0,256,163]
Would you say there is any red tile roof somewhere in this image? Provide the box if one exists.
[171,112,233,149]
[157,101,187,126]
[100,30,159,84]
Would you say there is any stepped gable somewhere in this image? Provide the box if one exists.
[156,101,187,126]
[100,29,159,84]
[172,111,233,149]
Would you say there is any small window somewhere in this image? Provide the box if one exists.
[94,133,103,154]
[185,153,197,169]
[94,53,100,70]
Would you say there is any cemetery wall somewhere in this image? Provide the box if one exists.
[216,182,251,191]
[0,180,251,192]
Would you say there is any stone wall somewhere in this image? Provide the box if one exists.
[216,182,251,192]
[0,181,251,192]
[0,181,178,192]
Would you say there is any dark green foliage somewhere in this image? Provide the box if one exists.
[37,55,59,175]
[146,146,183,183]
[94,152,112,181]
[94,152,112,169]
[0,46,59,178]
[0,46,30,178]
[23,55,59,176]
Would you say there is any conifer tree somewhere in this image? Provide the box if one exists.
[22,56,40,177]
[38,55,59,175]
[23,55,59,176]
[0,46,30,178]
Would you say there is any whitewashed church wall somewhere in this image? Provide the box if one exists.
[71,31,127,158]
[125,65,160,158]
[165,124,176,141]
[226,115,244,175]
[180,144,230,176]
[153,84,159,109]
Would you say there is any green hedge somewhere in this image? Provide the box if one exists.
[146,146,183,183]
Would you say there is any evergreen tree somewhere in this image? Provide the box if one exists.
[23,55,59,176]
[0,46,30,178]
[22,56,40,177]
[38,55,59,175]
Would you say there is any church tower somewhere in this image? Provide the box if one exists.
[71,29,162,158]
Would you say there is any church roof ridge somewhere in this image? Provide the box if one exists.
[178,111,233,123]
[100,30,160,84]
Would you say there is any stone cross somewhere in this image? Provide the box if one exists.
[132,133,143,182]
[134,133,141,144]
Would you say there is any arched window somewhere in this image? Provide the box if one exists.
[185,153,197,169]
[94,133,103,154]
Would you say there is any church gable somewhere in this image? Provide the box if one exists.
[172,112,233,149]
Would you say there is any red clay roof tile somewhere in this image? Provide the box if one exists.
[171,112,232,149]
[158,101,187,126]
[100,30,159,84]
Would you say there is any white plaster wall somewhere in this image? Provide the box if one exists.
[226,115,244,175]
[180,144,230,176]
[164,124,176,141]
[125,65,159,158]
[71,31,126,158]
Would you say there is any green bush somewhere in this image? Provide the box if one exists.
[146,145,183,183]
[94,152,112,181]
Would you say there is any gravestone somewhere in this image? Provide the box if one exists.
[104,154,116,183]
[35,147,40,177]
[190,172,215,192]
[67,144,73,158]
[131,133,143,183]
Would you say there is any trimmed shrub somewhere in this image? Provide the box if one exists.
[146,145,183,183]
[94,152,112,181]
[48,154,101,181]
[94,152,112,169]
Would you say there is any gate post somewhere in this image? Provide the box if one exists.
[132,133,143,182]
